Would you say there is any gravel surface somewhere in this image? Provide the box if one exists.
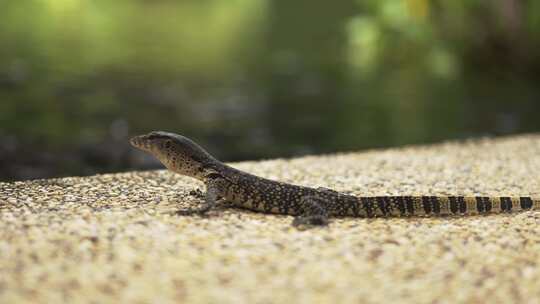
[1,135,540,303]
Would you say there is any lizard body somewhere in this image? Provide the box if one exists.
[130,131,540,227]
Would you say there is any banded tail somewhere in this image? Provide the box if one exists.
[349,196,540,217]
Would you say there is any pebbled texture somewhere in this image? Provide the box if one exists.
[1,134,540,303]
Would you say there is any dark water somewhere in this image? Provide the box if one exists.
[1,0,540,181]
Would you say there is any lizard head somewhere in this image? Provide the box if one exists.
[130,131,217,179]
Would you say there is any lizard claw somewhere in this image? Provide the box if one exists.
[292,215,329,228]
[175,204,212,216]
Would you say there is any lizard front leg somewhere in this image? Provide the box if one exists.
[176,177,227,215]
[292,195,330,228]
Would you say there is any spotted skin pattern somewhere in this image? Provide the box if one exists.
[130,131,540,227]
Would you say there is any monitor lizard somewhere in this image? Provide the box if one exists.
[130,131,540,227]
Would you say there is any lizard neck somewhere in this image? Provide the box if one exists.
[163,154,221,181]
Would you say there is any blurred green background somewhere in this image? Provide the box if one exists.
[1,0,540,181]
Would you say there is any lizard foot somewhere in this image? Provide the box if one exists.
[292,215,329,228]
[175,198,228,217]
[292,195,330,228]
[175,204,212,216]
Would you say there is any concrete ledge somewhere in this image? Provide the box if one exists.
[1,135,540,303]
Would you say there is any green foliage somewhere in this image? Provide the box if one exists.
[1,0,539,163]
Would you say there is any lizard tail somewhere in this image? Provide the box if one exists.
[351,196,540,217]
